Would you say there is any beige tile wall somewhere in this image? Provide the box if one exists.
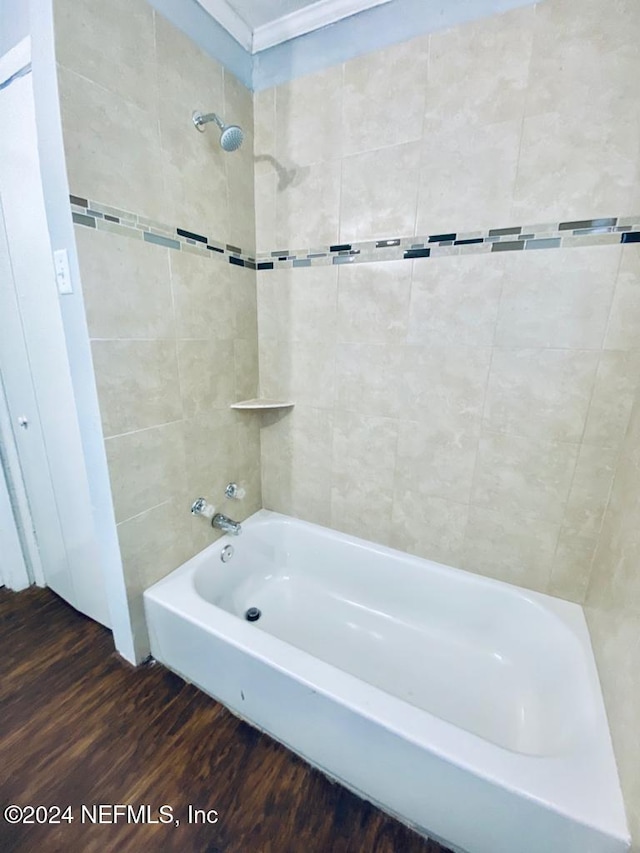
[75,230,260,659]
[55,0,255,250]
[586,360,640,845]
[254,0,640,600]
[54,0,260,656]
[254,0,640,251]
[258,247,639,601]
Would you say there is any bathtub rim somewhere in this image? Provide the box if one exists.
[143,508,630,846]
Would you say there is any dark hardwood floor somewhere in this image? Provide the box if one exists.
[0,587,452,853]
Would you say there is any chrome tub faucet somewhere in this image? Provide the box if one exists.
[212,513,242,536]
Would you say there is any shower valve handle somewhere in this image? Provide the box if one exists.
[225,482,246,500]
[191,497,216,519]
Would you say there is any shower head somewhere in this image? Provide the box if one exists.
[192,110,244,152]
[219,124,244,152]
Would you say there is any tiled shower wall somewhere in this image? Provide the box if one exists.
[254,0,640,252]
[54,0,261,657]
[254,0,640,603]
[586,365,640,843]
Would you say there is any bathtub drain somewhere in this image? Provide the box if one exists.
[245,607,261,622]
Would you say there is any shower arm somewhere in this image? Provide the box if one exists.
[193,111,224,131]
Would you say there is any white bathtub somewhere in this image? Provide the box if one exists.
[144,509,629,853]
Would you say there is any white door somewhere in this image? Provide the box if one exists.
[0,38,110,625]
[0,191,61,595]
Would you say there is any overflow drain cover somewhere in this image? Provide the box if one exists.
[245,607,261,622]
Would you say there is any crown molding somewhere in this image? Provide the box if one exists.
[253,0,392,52]
[194,0,253,52]
[196,0,393,54]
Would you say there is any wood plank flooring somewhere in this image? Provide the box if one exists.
[0,587,452,853]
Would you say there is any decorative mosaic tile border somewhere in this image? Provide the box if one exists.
[70,195,258,269]
[257,217,640,270]
[70,195,640,273]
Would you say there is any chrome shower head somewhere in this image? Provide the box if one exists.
[192,110,244,152]
[219,124,244,152]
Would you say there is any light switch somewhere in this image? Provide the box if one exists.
[53,248,73,294]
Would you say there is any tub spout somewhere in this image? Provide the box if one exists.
[212,513,242,535]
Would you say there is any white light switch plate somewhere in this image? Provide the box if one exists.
[53,248,72,294]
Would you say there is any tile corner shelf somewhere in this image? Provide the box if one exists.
[230,399,295,411]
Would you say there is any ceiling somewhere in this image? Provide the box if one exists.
[196,0,392,53]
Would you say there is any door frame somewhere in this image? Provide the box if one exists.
[0,37,112,624]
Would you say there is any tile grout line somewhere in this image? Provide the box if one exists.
[507,1,537,227]
[167,249,187,429]
[582,438,628,605]
[103,418,185,443]
[555,246,631,595]
[116,498,174,526]
[579,246,639,601]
